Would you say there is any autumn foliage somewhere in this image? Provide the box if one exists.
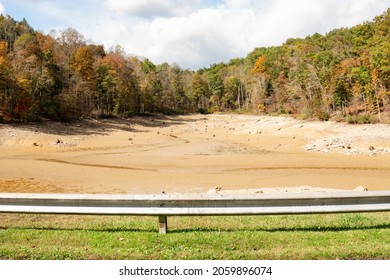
[0,9,389,123]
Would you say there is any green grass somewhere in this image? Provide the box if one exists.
[1,213,390,260]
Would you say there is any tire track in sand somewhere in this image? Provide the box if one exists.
[37,158,158,172]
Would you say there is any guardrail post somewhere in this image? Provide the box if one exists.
[158,215,168,234]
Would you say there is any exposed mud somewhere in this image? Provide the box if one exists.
[1,114,390,194]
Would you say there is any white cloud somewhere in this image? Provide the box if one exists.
[104,0,203,18]
[222,0,263,10]
[0,2,4,15]
[2,0,389,69]
[112,0,389,69]
[123,9,243,67]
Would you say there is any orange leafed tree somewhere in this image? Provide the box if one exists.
[72,46,95,83]
[251,55,268,75]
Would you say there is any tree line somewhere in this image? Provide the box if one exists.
[0,8,389,123]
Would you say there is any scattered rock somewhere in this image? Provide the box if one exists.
[345,150,357,155]
[205,186,371,195]
[354,186,368,192]
[306,137,358,154]
[206,186,222,194]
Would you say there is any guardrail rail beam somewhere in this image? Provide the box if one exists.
[1,191,390,233]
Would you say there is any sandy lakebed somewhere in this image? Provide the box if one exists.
[1,114,390,194]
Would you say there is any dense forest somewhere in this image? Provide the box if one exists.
[0,9,389,123]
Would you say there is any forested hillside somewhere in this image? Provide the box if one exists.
[0,8,389,123]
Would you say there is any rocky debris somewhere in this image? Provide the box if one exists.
[368,147,390,156]
[306,137,352,152]
[205,186,370,195]
[353,186,368,192]
[305,137,390,156]
[53,137,82,148]
[54,141,77,148]
[206,186,223,194]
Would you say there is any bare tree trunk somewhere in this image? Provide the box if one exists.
[237,84,241,111]
[376,95,381,122]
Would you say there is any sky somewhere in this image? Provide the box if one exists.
[0,0,389,69]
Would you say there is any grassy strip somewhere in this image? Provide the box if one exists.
[1,213,390,260]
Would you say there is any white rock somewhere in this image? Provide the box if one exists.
[354,186,368,192]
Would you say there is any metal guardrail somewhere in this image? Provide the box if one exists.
[1,191,390,234]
